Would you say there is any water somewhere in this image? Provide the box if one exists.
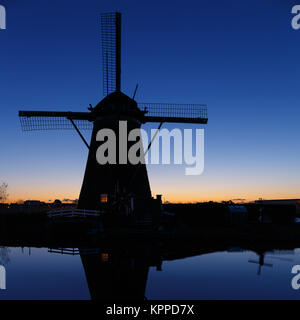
[0,245,300,300]
[0,247,90,299]
[147,250,300,299]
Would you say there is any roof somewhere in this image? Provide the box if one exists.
[255,199,300,205]
[228,205,247,213]
[92,91,144,117]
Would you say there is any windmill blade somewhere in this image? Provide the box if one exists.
[248,260,259,264]
[248,260,273,267]
[264,263,273,267]
[138,102,208,124]
[19,111,92,131]
[101,12,121,96]
[257,265,261,275]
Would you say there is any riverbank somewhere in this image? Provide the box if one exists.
[1,212,300,247]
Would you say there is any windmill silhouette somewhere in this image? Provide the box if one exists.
[19,12,208,222]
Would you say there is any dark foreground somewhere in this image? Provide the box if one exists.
[1,211,300,245]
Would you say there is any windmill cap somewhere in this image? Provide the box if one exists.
[92,91,144,118]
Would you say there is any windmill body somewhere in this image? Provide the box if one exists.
[78,91,152,211]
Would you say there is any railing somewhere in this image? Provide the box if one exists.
[48,248,79,255]
[48,248,101,255]
[47,208,102,218]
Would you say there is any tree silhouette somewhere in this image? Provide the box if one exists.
[0,182,8,203]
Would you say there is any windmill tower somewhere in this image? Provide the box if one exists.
[19,12,208,223]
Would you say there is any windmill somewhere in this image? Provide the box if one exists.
[19,12,208,223]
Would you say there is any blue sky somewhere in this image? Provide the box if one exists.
[0,0,299,202]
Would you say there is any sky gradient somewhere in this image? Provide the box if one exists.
[0,0,299,203]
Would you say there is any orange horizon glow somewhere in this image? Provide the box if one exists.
[5,174,300,204]
[6,191,300,204]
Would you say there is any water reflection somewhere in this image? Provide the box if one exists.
[0,247,10,265]
[248,253,273,275]
[1,240,300,300]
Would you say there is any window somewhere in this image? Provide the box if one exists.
[100,194,108,203]
[101,253,109,262]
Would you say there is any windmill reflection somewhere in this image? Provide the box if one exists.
[248,250,295,275]
[48,244,157,300]
[80,249,150,300]
[248,253,273,275]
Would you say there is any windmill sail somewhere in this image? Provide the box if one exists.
[101,12,121,95]
[138,102,208,124]
[19,111,92,131]
[19,101,208,131]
